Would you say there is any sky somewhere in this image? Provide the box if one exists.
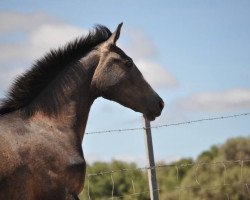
[0,0,250,166]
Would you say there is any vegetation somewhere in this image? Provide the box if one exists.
[79,137,250,199]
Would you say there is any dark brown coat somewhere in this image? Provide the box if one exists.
[0,23,164,200]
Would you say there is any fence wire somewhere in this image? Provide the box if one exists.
[87,159,250,177]
[86,159,250,200]
[85,112,250,135]
[84,112,250,199]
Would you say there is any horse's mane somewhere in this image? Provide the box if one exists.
[0,25,112,117]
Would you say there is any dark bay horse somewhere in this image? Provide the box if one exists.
[0,23,164,200]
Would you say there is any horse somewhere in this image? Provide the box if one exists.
[0,23,164,200]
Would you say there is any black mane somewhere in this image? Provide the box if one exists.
[0,25,112,117]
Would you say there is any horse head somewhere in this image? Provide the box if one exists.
[91,23,164,121]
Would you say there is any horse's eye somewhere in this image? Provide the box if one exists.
[126,59,134,68]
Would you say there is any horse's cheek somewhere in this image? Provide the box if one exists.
[105,75,119,87]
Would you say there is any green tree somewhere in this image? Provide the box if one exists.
[79,137,250,200]
[79,160,149,200]
[178,137,250,200]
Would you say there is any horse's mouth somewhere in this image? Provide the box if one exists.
[143,112,160,121]
[145,115,156,121]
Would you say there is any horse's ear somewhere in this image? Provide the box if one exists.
[107,22,123,45]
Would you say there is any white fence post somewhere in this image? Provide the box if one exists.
[143,116,159,200]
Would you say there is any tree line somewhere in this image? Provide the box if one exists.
[79,137,250,199]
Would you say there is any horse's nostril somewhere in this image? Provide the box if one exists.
[159,100,164,110]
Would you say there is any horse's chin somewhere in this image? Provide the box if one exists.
[143,114,156,121]
[126,105,160,121]
[143,109,162,121]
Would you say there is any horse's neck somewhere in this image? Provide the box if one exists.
[31,51,100,142]
[71,52,100,140]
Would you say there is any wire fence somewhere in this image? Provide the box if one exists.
[84,112,250,199]
[86,159,250,199]
[85,112,250,135]
[87,159,250,177]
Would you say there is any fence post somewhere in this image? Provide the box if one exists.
[143,116,159,200]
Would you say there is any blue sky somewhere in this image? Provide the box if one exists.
[0,0,250,166]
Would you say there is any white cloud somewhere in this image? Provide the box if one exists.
[0,11,60,34]
[0,12,177,93]
[122,27,178,88]
[136,59,177,88]
[29,24,87,59]
[122,27,157,59]
[0,66,27,91]
[176,88,250,112]
[0,24,86,63]
[0,12,86,91]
